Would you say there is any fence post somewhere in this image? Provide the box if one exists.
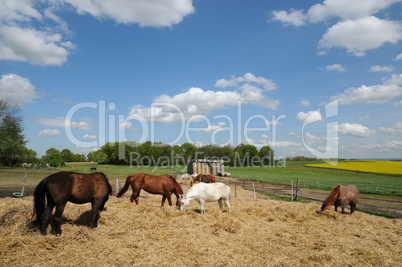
[235,182,237,198]
[291,180,293,202]
[295,178,300,201]
[116,179,119,194]
[253,182,256,199]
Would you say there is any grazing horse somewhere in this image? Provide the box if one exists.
[321,184,360,215]
[90,167,97,171]
[116,173,183,207]
[190,173,216,186]
[179,182,231,214]
[29,171,112,235]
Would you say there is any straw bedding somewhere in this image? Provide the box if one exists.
[0,182,401,266]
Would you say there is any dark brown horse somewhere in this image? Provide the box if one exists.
[116,173,183,206]
[321,184,360,214]
[190,173,216,186]
[29,171,112,235]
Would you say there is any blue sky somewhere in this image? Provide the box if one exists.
[0,0,401,160]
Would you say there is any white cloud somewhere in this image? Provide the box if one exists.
[394,53,402,60]
[270,9,307,27]
[379,122,402,135]
[369,65,394,72]
[83,134,97,140]
[296,110,323,124]
[337,123,376,137]
[0,0,193,66]
[306,0,401,22]
[271,1,402,56]
[0,73,42,105]
[36,117,93,130]
[330,74,402,105]
[62,0,195,27]
[394,100,402,106]
[215,73,276,91]
[272,0,401,26]
[38,129,61,137]
[326,64,346,72]
[319,17,402,57]
[130,74,279,124]
[300,100,311,107]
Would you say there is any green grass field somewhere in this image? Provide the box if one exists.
[1,161,401,196]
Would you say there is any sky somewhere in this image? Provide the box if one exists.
[0,0,401,160]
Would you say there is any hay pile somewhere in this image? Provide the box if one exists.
[0,183,401,266]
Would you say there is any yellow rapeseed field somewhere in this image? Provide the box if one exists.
[306,160,402,175]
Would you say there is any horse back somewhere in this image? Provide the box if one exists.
[341,184,360,205]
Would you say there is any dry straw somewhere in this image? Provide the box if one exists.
[0,182,401,266]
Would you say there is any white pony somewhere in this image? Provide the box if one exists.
[179,182,231,213]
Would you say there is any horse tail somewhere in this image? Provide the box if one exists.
[32,178,48,224]
[116,175,132,198]
[321,185,342,211]
[100,172,113,195]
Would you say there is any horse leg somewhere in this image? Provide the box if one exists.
[40,203,54,235]
[167,193,173,206]
[53,202,67,235]
[218,198,223,212]
[341,207,346,214]
[200,200,205,214]
[334,204,338,212]
[161,195,166,206]
[130,189,141,204]
[350,204,356,215]
[90,199,103,228]
[225,198,231,212]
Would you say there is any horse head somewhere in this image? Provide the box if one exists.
[178,194,188,211]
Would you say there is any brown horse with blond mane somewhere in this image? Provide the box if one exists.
[190,173,216,186]
[321,184,360,214]
[116,173,183,206]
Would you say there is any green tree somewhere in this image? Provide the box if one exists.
[0,99,27,166]
[181,143,196,160]
[259,145,274,166]
[61,149,74,162]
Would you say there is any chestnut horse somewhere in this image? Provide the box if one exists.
[29,171,112,235]
[190,173,216,186]
[116,173,183,206]
[321,184,360,214]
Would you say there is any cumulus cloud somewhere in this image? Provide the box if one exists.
[0,26,73,66]
[337,123,376,137]
[319,17,402,57]
[330,74,402,105]
[129,74,279,124]
[62,0,195,27]
[369,65,394,72]
[270,9,307,26]
[0,74,42,105]
[271,1,402,56]
[326,64,346,72]
[0,0,194,66]
[38,129,61,137]
[379,122,402,135]
[36,117,93,130]
[296,110,323,124]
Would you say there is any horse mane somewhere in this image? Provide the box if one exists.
[321,185,342,211]
[168,175,183,194]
